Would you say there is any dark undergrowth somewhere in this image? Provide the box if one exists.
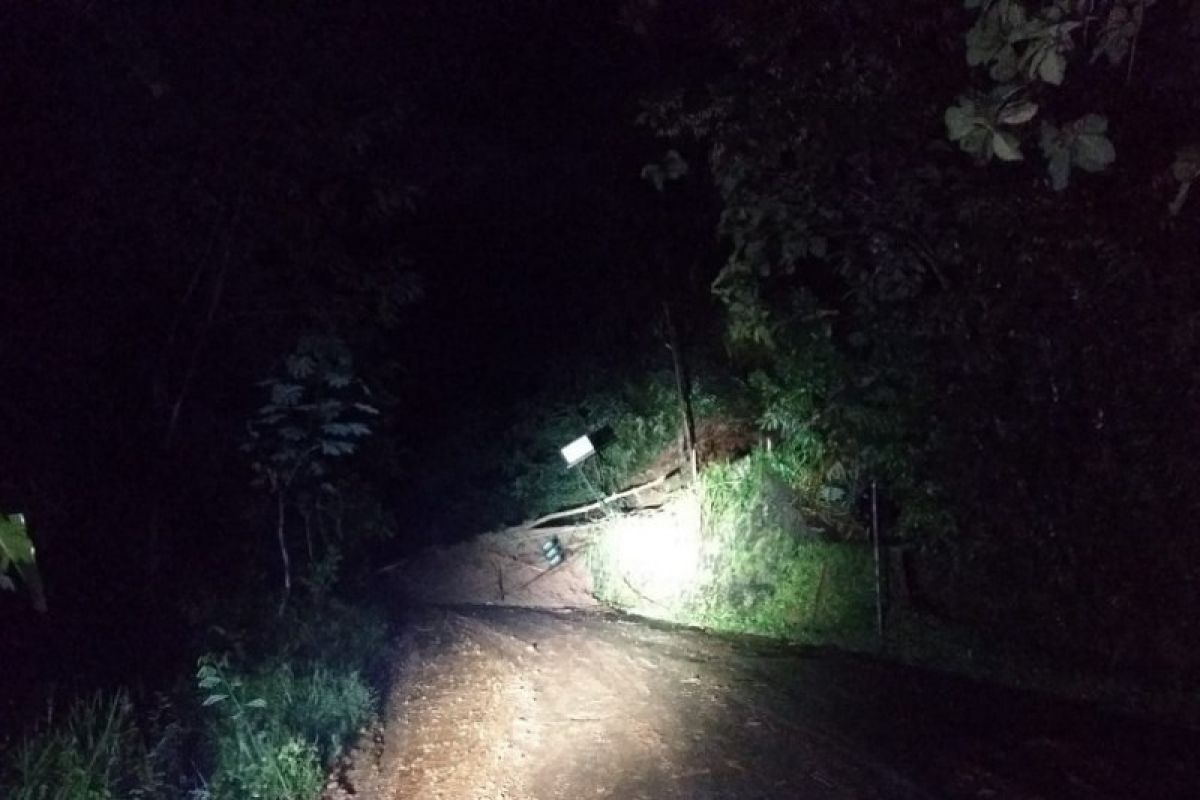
[0,592,389,800]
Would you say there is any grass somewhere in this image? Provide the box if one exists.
[586,453,877,646]
[1,596,389,800]
[1,691,178,800]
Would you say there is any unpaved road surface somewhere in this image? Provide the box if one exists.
[333,605,1200,800]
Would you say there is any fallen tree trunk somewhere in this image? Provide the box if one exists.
[500,471,676,534]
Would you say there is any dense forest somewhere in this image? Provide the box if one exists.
[2,1,1198,797]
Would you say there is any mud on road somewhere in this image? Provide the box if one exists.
[328,605,1199,800]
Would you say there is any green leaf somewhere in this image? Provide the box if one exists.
[0,514,35,589]
[1073,113,1108,136]
[1002,1,1027,30]
[1091,5,1137,65]
[321,440,356,456]
[285,354,316,379]
[989,45,1019,81]
[961,126,991,158]
[270,382,304,406]
[1067,114,1114,173]
[1048,151,1071,190]
[322,422,371,438]
[944,101,978,141]
[1073,133,1115,172]
[998,99,1038,126]
[245,698,268,708]
[663,149,689,180]
[202,693,228,706]
[1037,47,1066,85]
[991,130,1024,161]
[641,150,688,192]
[279,426,305,442]
[1171,145,1200,183]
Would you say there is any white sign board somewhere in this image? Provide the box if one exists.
[560,434,596,468]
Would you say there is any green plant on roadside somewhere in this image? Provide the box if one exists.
[195,655,323,800]
[586,450,875,644]
[195,646,376,800]
[690,457,874,640]
[266,596,391,677]
[0,512,35,591]
[235,662,375,766]
[1,691,177,800]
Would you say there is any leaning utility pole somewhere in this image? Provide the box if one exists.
[663,301,698,483]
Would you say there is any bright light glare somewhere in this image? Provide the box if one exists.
[607,494,703,614]
[560,434,596,467]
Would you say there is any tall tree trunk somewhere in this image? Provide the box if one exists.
[276,491,291,615]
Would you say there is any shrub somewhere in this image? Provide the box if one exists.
[237,662,375,764]
[586,451,875,644]
[0,691,178,800]
[195,652,375,800]
[267,597,391,677]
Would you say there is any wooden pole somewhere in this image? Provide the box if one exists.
[664,302,698,483]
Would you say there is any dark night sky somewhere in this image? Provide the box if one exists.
[0,1,720,612]
[0,1,712,455]
[390,2,707,428]
[0,0,724,693]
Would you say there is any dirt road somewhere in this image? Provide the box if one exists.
[332,605,1199,800]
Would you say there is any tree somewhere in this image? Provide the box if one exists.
[636,0,1200,663]
[947,0,1199,204]
[242,336,379,612]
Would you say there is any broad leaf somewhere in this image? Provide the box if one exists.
[991,130,1024,161]
[0,514,35,587]
[285,354,316,379]
[998,99,1038,126]
[270,382,304,407]
[1073,132,1115,173]
[1036,47,1066,85]
[1048,151,1071,190]
[1171,145,1200,183]
[1069,114,1115,173]
[944,101,978,141]
[1073,113,1108,136]
[989,45,1019,81]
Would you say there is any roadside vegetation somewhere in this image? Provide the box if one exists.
[2,334,394,799]
[1,596,386,800]
[4,4,1199,797]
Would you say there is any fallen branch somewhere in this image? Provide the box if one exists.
[502,472,676,534]
[376,472,678,575]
